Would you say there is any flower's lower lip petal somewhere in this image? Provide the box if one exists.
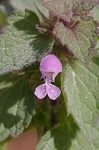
[47,84,61,100]
[34,84,47,99]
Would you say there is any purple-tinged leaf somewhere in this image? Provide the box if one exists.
[73,0,98,19]
[54,20,96,62]
[43,0,73,22]
[43,0,98,22]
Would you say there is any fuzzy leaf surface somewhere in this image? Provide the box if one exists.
[61,60,99,142]
[55,21,95,62]
[0,11,54,75]
[37,123,99,150]
[0,74,35,142]
[91,6,99,21]
[43,0,74,22]
[10,0,49,20]
[43,0,97,21]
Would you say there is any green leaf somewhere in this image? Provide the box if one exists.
[37,123,99,150]
[25,9,40,25]
[0,11,7,27]
[92,56,99,65]
[37,121,76,150]
[69,130,99,150]
[0,141,8,150]
[37,126,99,150]
[61,60,99,142]
[55,21,95,62]
[91,6,99,22]
[0,73,35,142]
[96,38,99,50]
[10,0,49,20]
[0,11,54,75]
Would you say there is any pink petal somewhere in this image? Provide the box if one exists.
[40,54,62,73]
[34,84,47,99]
[47,84,61,100]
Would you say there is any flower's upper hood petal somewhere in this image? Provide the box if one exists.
[40,54,62,73]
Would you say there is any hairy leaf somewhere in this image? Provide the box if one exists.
[10,0,49,20]
[37,123,99,150]
[37,118,76,150]
[0,73,35,142]
[61,60,99,142]
[91,6,99,22]
[0,11,54,75]
[43,0,73,22]
[55,21,95,62]
[73,0,97,19]
[43,0,97,21]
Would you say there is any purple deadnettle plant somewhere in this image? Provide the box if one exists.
[34,54,62,100]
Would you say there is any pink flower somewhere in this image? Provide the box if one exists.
[34,54,62,100]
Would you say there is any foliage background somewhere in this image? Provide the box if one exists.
[0,0,99,150]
